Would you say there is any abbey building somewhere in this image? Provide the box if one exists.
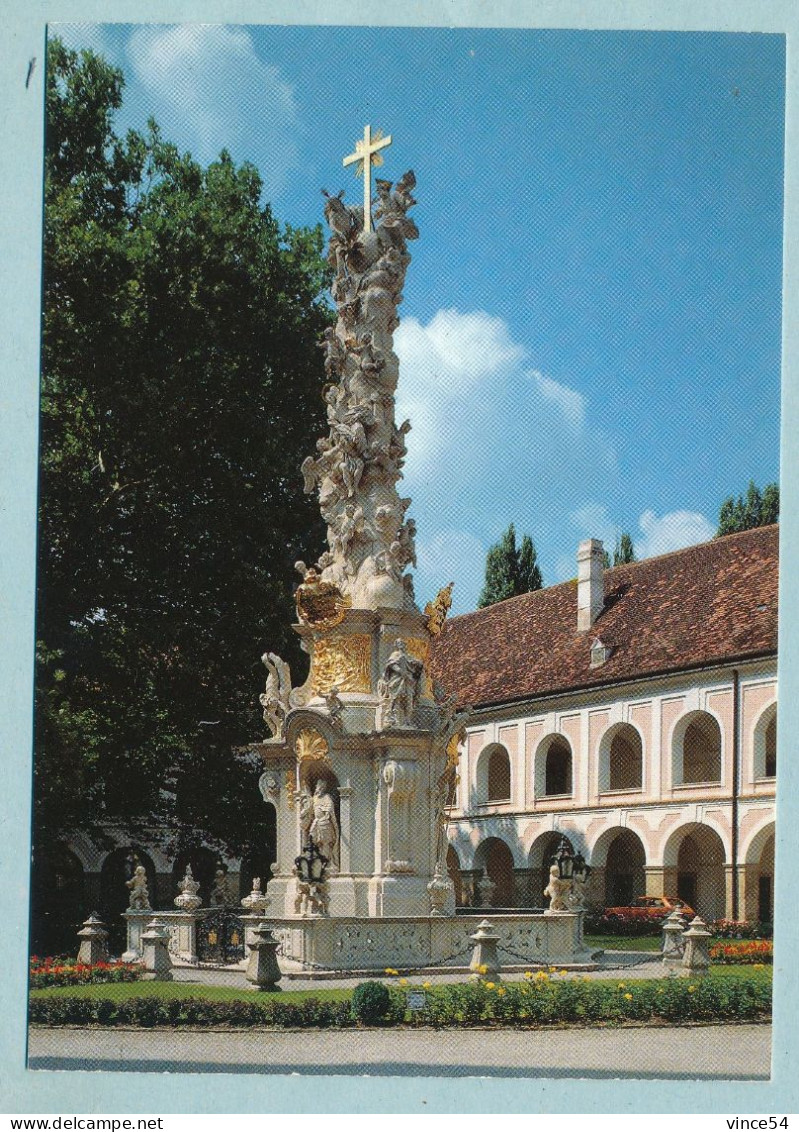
[430,524,778,925]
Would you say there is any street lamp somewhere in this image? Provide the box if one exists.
[552,837,575,880]
[572,850,592,884]
[294,837,329,886]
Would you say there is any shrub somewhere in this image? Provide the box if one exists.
[710,920,773,940]
[351,980,392,1025]
[28,972,771,1030]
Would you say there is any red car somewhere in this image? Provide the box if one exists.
[603,896,695,924]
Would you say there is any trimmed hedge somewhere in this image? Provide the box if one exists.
[29,973,770,1029]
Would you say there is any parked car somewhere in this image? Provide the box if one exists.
[602,896,695,924]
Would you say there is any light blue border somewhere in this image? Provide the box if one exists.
[2,0,797,1114]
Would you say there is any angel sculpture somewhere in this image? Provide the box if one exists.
[259,651,292,739]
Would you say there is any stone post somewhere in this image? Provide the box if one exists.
[140,917,174,981]
[76,913,109,966]
[245,921,282,990]
[468,918,501,982]
[679,915,713,978]
[661,908,688,969]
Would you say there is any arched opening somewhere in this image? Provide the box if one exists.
[529,831,572,909]
[475,837,515,907]
[540,738,572,797]
[487,746,511,802]
[744,823,774,926]
[99,847,157,955]
[475,743,512,804]
[30,844,85,957]
[603,829,646,907]
[600,725,643,792]
[446,844,464,906]
[664,823,727,922]
[765,717,776,778]
[753,704,777,780]
[676,712,722,785]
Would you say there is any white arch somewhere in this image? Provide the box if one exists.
[533,732,574,799]
[750,700,777,781]
[739,817,776,865]
[596,721,645,794]
[670,707,725,787]
[474,741,512,804]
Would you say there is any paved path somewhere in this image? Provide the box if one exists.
[28,1023,771,1079]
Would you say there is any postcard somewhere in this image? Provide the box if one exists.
[2,1,798,1117]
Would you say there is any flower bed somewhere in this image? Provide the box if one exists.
[29,972,770,1028]
[708,939,773,965]
[29,956,144,989]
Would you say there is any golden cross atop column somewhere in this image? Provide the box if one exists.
[343,124,392,233]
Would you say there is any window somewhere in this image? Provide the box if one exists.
[544,740,572,796]
[607,726,643,791]
[765,716,776,778]
[678,713,722,784]
[487,746,511,802]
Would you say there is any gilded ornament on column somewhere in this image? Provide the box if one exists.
[405,637,431,697]
[294,567,351,628]
[424,581,454,636]
[310,634,372,696]
[294,727,331,765]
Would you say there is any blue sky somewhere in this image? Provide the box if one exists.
[54,24,785,614]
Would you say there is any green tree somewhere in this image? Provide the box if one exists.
[717,480,780,536]
[614,532,637,565]
[478,523,543,607]
[35,40,332,872]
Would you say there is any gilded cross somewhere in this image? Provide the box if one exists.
[342,124,392,233]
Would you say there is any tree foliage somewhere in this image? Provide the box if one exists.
[717,481,780,537]
[478,523,543,608]
[601,532,637,569]
[35,39,332,865]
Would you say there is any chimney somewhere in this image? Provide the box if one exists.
[577,538,605,631]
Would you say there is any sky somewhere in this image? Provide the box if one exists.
[53,23,786,614]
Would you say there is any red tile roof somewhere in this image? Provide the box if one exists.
[428,525,779,709]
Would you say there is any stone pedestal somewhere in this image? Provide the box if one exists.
[269,910,594,974]
[245,921,282,990]
[140,918,173,981]
[468,918,501,981]
[661,908,688,968]
[76,914,109,966]
[679,916,712,977]
[123,909,202,964]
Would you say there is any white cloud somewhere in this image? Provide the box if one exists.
[126,26,300,197]
[568,502,619,550]
[635,509,716,559]
[393,308,618,606]
[532,370,586,433]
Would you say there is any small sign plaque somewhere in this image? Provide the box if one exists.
[407,990,427,1011]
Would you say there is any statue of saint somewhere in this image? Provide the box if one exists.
[377,638,424,728]
[210,868,229,907]
[309,780,340,873]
